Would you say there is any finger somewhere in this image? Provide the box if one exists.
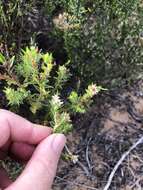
[0,168,12,188]
[0,109,52,148]
[10,142,35,161]
[7,134,66,190]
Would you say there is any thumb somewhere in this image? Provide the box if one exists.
[7,134,66,190]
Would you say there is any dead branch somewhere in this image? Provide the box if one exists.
[103,136,143,190]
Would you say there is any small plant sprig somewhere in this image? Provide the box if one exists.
[68,84,102,113]
[0,46,103,163]
[0,46,102,134]
[50,94,72,133]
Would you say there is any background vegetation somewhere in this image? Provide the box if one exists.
[0,0,143,112]
[1,1,143,188]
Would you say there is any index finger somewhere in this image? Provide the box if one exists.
[0,109,52,148]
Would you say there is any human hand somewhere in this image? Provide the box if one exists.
[0,109,66,190]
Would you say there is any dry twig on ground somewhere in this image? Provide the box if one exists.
[103,136,143,190]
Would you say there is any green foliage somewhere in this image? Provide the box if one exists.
[48,0,143,87]
[1,0,143,89]
[0,52,6,64]
[68,84,105,113]
[50,94,72,133]
[44,0,66,16]
[0,0,40,54]
[1,0,142,134]
[4,87,30,106]
[0,46,101,133]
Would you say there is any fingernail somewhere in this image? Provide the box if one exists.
[52,134,66,154]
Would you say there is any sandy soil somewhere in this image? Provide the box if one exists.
[54,80,143,190]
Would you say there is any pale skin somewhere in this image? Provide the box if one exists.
[0,109,66,190]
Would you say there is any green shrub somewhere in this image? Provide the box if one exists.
[1,0,143,93]
[0,0,44,54]
[0,46,102,133]
[49,0,143,87]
